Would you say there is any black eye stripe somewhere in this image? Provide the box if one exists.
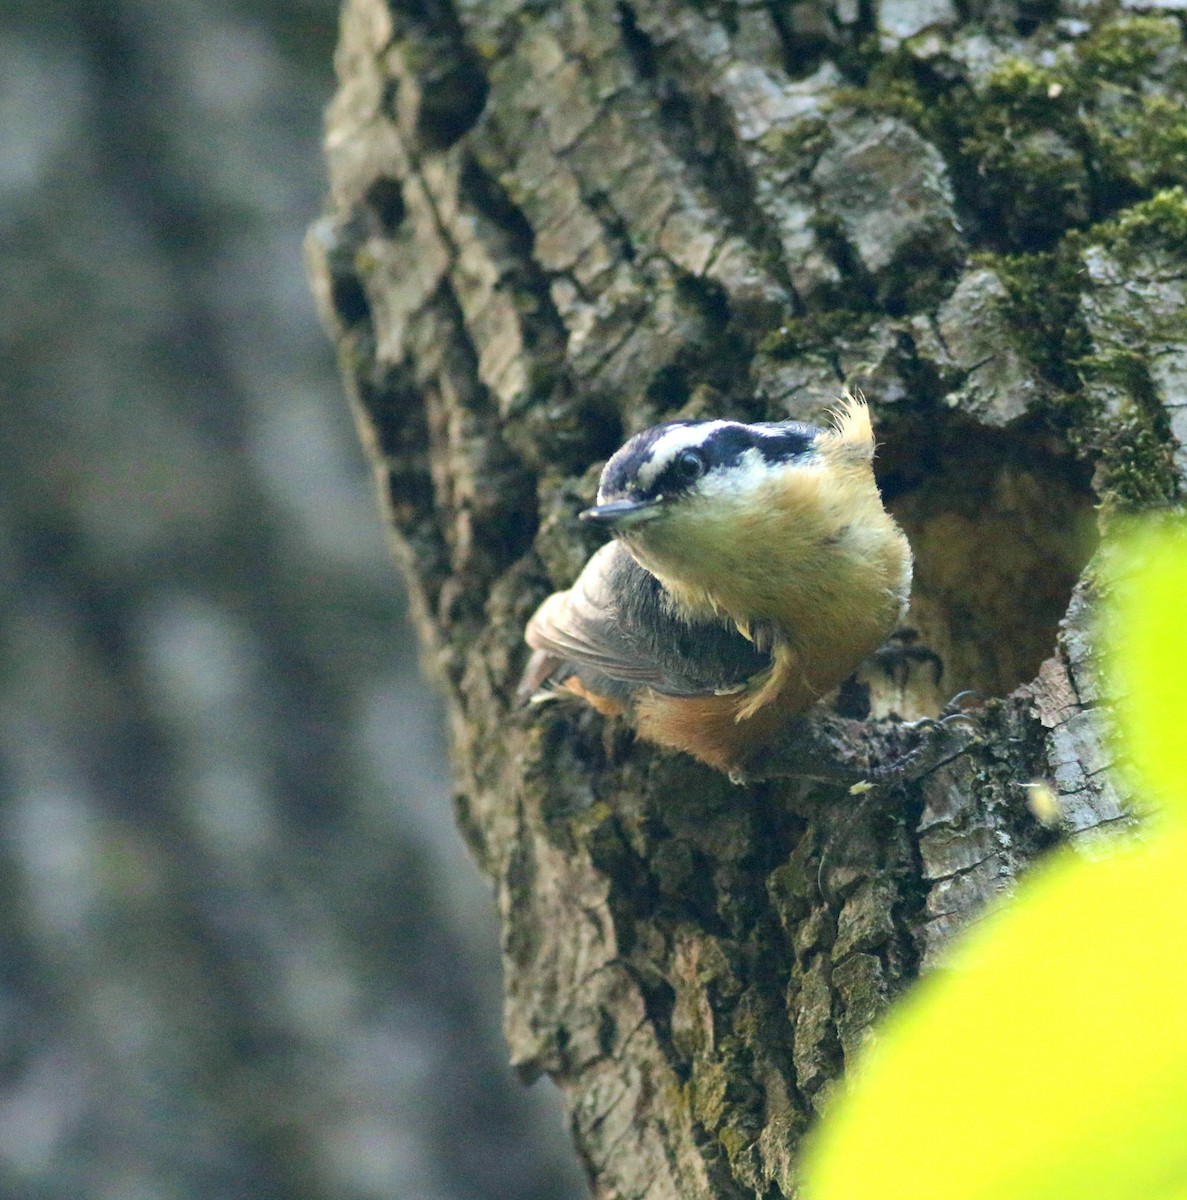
[690,426,814,467]
[651,449,706,496]
[753,429,816,462]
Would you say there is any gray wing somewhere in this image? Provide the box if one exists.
[522,542,769,703]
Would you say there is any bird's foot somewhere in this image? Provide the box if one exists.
[940,688,986,720]
[856,711,983,791]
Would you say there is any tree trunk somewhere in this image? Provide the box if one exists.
[308,0,1186,1193]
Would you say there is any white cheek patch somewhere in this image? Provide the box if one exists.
[696,446,789,499]
[632,421,733,493]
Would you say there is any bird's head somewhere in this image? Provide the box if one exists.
[580,397,901,623]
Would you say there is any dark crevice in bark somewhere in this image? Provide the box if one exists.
[766,1,833,80]
[389,0,490,150]
[331,275,373,327]
[420,277,541,606]
[443,151,629,474]
[888,790,931,982]
[615,0,800,298]
[319,207,381,331]
[363,176,408,234]
[584,188,640,267]
[616,0,658,81]
[458,155,573,373]
[1013,0,1062,37]
[670,273,765,402]
[806,212,879,313]
[364,359,454,618]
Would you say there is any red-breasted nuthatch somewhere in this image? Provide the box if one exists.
[521,397,913,775]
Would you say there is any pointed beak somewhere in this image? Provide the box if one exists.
[578,497,663,528]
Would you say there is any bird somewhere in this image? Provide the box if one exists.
[520,396,913,776]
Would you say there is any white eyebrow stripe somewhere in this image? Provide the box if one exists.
[633,422,733,491]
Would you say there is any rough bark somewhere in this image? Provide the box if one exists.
[309,0,1186,1194]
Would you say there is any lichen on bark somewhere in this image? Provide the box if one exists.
[309,0,1185,1194]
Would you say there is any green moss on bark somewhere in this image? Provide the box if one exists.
[976,247,1090,393]
[1091,186,1187,259]
[841,15,1187,252]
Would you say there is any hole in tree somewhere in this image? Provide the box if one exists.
[860,410,1099,719]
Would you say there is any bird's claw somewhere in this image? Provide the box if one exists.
[864,710,983,789]
[939,688,986,719]
[897,689,985,735]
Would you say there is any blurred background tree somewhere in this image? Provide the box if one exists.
[0,1,585,1197]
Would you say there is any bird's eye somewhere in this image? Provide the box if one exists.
[673,448,706,482]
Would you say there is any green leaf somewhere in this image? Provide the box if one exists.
[1110,523,1187,819]
[802,831,1187,1200]
[801,522,1187,1200]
